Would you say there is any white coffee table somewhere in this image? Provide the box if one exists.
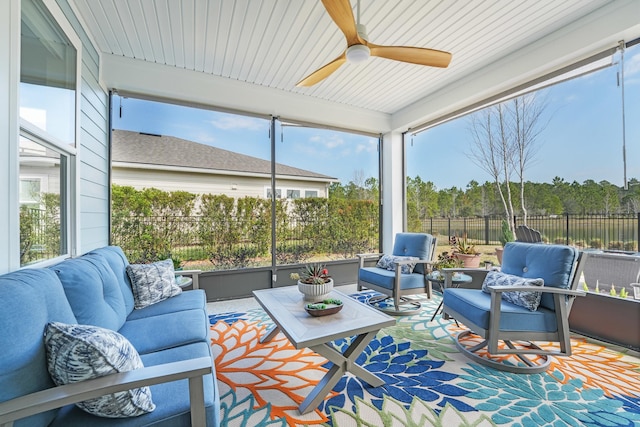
[252,287,396,414]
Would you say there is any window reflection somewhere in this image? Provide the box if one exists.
[20,0,76,145]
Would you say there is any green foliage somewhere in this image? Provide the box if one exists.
[111,185,379,269]
[589,238,603,249]
[499,220,514,246]
[433,251,463,270]
[19,193,61,265]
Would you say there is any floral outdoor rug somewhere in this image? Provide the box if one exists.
[208,291,640,427]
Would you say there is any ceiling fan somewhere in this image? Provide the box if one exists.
[296,0,452,87]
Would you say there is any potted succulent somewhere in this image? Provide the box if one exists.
[430,251,464,281]
[452,235,481,268]
[290,263,333,301]
[496,219,515,264]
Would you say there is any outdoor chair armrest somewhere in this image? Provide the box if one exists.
[356,252,383,259]
[394,259,431,266]
[357,253,383,268]
[0,357,212,427]
[486,285,586,297]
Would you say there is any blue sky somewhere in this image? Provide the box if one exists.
[113,44,639,190]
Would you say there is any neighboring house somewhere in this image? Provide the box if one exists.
[111,130,337,199]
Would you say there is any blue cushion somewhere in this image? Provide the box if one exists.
[49,342,219,427]
[89,246,136,315]
[0,269,77,427]
[392,233,433,274]
[501,242,578,310]
[126,289,207,321]
[118,309,208,355]
[50,253,128,331]
[444,288,558,333]
[359,266,426,290]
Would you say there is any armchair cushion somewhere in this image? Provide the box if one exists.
[391,233,434,274]
[481,270,544,311]
[45,322,156,418]
[359,267,426,290]
[126,259,182,309]
[376,254,419,274]
[444,288,558,332]
[501,242,578,310]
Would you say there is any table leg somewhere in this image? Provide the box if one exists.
[300,330,382,414]
[260,324,280,344]
[430,299,444,322]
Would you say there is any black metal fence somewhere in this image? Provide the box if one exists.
[416,213,640,251]
[20,207,61,265]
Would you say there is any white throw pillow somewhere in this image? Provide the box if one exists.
[44,322,155,418]
[126,259,181,309]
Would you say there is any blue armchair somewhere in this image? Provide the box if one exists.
[442,242,587,373]
[358,233,436,315]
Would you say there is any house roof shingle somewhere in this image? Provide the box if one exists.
[112,130,336,181]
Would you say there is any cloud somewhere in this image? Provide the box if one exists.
[625,51,640,76]
[355,138,378,153]
[309,134,345,149]
[209,116,265,131]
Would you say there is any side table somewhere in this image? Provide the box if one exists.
[428,271,472,322]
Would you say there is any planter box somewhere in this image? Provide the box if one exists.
[569,292,640,351]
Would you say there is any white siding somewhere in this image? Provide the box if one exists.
[58,0,110,254]
[113,167,329,199]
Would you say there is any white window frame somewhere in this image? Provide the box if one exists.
[18,0,81,266]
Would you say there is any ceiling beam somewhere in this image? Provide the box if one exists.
[101,54,391,134]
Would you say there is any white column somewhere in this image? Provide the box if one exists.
[381,131,404,253]
[0,0,20,274]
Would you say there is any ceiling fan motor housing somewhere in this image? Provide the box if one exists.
[346,44,370,63]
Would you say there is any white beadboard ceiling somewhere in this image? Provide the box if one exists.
[72,0,614,117]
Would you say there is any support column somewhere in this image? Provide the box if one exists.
[381,131,404,253]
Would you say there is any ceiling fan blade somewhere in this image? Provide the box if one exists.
[369,44,452,68]
[296,53,347,87]
[321,0,360,45]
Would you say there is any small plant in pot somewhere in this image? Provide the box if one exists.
[291,263,334,301]
[451,235,481,268]
[430,251,464,281]
[496,219,515,265]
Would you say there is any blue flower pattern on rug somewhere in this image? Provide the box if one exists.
[210,291,640,427]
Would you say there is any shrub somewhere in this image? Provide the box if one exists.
[589,238,603,249]
[574,240,586,248]
[608,240,624,250]
[624,241,638,251]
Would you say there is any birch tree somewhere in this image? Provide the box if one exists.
[467,93,548,233]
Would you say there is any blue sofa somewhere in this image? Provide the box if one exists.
[0,246,220,426]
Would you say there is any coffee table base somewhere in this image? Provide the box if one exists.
[261,327,383,414]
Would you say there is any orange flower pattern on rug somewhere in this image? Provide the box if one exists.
[210,319,335,425]
[448,323,640,397]
[547,338,640,397]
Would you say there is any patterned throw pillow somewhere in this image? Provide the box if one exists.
[126,259,181,309]
[481,270,545,311]
[376,254,419,274]
[44,322,155,418]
